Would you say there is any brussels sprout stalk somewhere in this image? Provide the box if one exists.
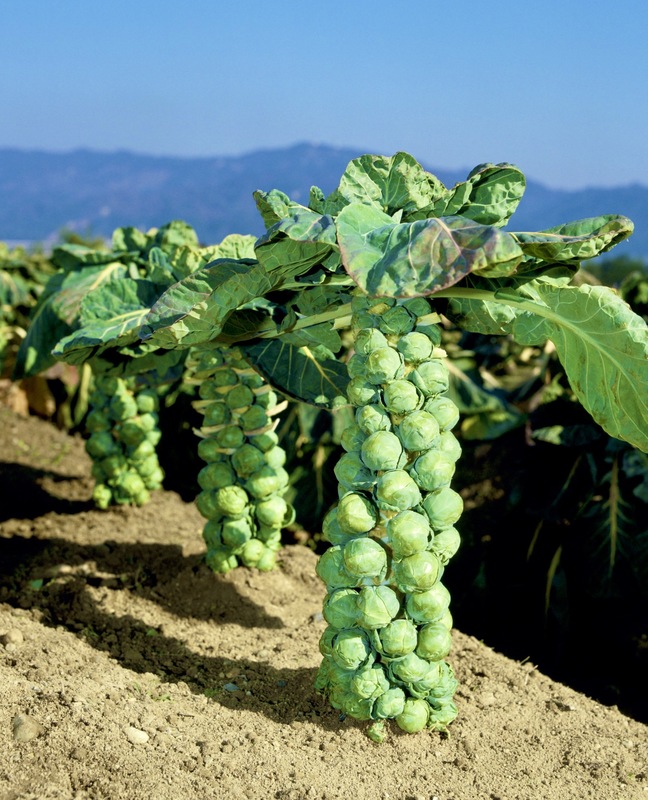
[315,296,461,738]
[184,344,294,573]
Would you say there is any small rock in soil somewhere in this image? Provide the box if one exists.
[12,714,45,742]
[1,629,24,649]
[124,725,149,745]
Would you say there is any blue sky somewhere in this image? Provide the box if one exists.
[1,0,646,189]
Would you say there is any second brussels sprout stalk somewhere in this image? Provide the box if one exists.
[85,374,165,508]
[186,345,295,573]
[315,296,462,741]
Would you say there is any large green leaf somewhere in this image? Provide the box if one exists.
[51,244,118,271]
[337,202,523,297]
[254,189,311,229]
[255,209,338,282]
[445,281,648,451]
[52,279,160,365]
[139,259,275,349]
[242,336,348,407]
[512,215,634,264]
[418,163,526,227]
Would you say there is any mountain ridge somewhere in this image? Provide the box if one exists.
[1,142,645,257]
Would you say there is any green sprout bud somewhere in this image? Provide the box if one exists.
[416,622,453,661]
[203,403,230,427]
[196,490,221,520]
[334,452,376,492]
[365,347,404,385]
[215,485,249,517]
[390,652,435,684]
[197,461,236,491]
[255,495,290,528]
[255,546,278,572]
[396,410,440,452]
[86,431,118,459]
[93,483,112,509]
[372,687,406,719]
[435,430,462,462]
[319,626,337,657]
[197,437,225,463]
[336,493,377,534]
[393,551,442,593]
[379,619,418,657]
[402,297,432,318]
[396,698,431,732]
[351,664,390,700]
[355,404,392,435]
[99,453,127,477]
[212,368,238,388]
[142,466,164,489]
[385,510,431,558]
[264,446,286,470]
[136,389,158,414]
[231,443,266,478]
[408,360,449,398]
[94,375,120,396]
[239,538,265,567]
[383,380,422,415]
[253,390,279,411]
[203,519,223,549]
[375,470,422,513]
[137,412,158,434]
[221,517,253,550]
[356,585,400,629]
[409,450,456,493]
[198,381,221,401]
[360,431,405,472]
[205,548,238,574]
[377,305,416,336]
[422,488,464,530]
[316,546,354,589]
[323,588,359,628]
[128,439,156,462]
[215,425,246,450]
[109,393,138,421]
[332,628,372,670]
[396,332,433,364]
[116,421,147,447]
[423,397,459,431]
[431,526,461,564]
[405,582,451,624]
[340,423,366,452]
[347,353,368,379]
[354,328,389,355]
[86,410,110,433]
[240,405,269,431]
[346,377,380,406]
[245,466,289,499]
[321,508,349,545]
[226,383,254,410]
[250,430,278,452]
[427,700,458,729]
[342,538,387,581]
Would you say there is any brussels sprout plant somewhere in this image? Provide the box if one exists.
[26,151,647,740]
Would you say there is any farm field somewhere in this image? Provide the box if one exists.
[1,407,647,800]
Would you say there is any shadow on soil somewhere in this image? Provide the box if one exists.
[0,461,92,521]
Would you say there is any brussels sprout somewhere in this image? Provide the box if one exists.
[319,626,337,657]
[405,582,451,624]
[137,412,158,434]
[372,687,406,720]
[346,377,380,406]
[215,425,246,450]
[109,393,138,420]
[212,368,238,388]
[332,628,372,670]
[321,508,349,545]
[409,450,456,493]
[356,585,400,629]
[347,353,368,379]
[215,485,249,517]
[146,429,162,447]
[95,375,120,395]
[255,495,290,527]
[427,700,458,729]
[205,548,238,573]
[436,608,454,630]
[198,461,236,491]
[408,359,449,397]
[396,698,430,732]
[386,510,431,558]
[231,443,266,478]
[136,389,158,413]
[365,347,404,385]
[198,437,225,463]
[355,404,392,435]
[242,371,265,390]
[116,421,147,448]
[316,546,354,589]
[389,651,434,684]
[393,551,442,593]
[249,429,278,452]
[340,423,366,452]
[354,328,389,355]
[396,331,433,364]
[264,446,286,470]
[99,453,127,477]
[422,488,464,530]
[409,661,443,698]
[337,493,377,534]
[86,409,110,433]
[401,297,432,318]
[257,525,282,548]
[378,305,416,336]
[379,619,418,657]
[375,470,422,513]
[342,538,387,580]
[202,519,223,549]
[142,466,164,490]
[203,402,230,427]
[239,405,268,433]
[423,397,459,431]
[252,390,278,411]
[245,466,289,499]
[426,661,459,700]
[256,547,278,572]
[382,380,422,415]
[323,588,359,628]
[396,410,440,452]
[221,517,253,550]
[431,526,461,564]
[435,430,462,462]
[128,439,156,462]
[351,664,390,700]
[334,452,376,492]
[92,483,112,510]
[86,431,118,459]
[239,538,266,567]
[226,383,254,410]
[360,430,405,472]
[416,622,453,661]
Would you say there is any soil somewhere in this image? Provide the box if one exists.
[1,406,647,800]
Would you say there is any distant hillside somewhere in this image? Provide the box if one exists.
[1,143,646,258]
